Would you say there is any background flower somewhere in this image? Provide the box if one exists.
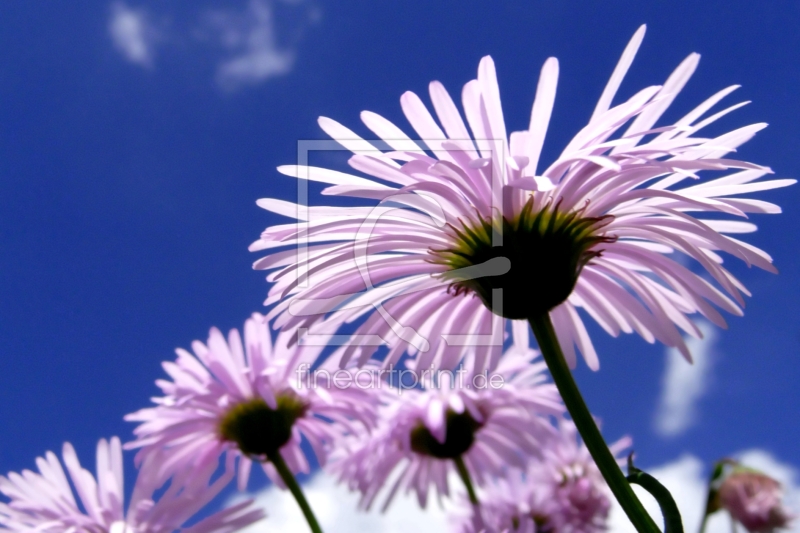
[457,420,629,533]
[0,437,264,533]
[331,345,563,511]
[718,468,794,533]
[125,313,376,491]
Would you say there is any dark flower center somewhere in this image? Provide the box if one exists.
[432,199,614,319]
[509,512,553,532]
[409,409,482,459]
[219,394,308,458]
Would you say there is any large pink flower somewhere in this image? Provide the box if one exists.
[0,437,263,533]
[125,313,376,491]
[252,25,793,371]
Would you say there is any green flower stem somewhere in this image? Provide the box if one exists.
[628,454,684,533]
[267,451,323,533]
[529,313,660,533]
[455,456,484,530]
[698,514,710,533]
[699,459,734,533]
[455,455,479,505]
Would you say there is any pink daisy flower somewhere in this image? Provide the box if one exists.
[458,421,629,533]
[331,345,563,511]
[252,24,794,371]
[0,437,263,533]
[125,313,376,492]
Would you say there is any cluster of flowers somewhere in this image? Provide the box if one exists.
[0,312,627,533]
[2,24,796,533]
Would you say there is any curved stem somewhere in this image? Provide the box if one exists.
[627,455,684,533]
[268,451,323,533]
[455,456,484,530]
[529,313,660,533]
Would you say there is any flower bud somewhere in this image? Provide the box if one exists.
[718,469,794,533]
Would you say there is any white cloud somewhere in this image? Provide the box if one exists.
[106,0,313,89]
[654,320,718,437]
[233,451,800,532]
[609,450,800,533]
[108,2,158,68]
[202,0,295,91]
[230,471,452,533]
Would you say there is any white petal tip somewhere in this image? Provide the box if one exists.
[535,176,556,191]
[276,165,296,176]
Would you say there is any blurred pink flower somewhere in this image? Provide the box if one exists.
[718,470,794,533]
[458,420,629,533]
[0,437,263,533]
[252,25,793,372]
[125,313,376,491]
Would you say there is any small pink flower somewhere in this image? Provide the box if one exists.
[458,420,629,533]
[331,347,563,511]
[0,437,263,533]
[718,470,794,533]
[125,313,376,491]
[534,421,628,533]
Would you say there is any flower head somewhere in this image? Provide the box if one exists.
[0,437,263,533]
[331,346,563,511]
[718,469,794,533]
[458,421,628,533]
[433,199,616,319]
[252,25,794,371]
[532,421,628,533]
[456,470,547,533]
[125,313,376,491]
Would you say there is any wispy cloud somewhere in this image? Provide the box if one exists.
[106,0,314,90]
[202,0,295,91]
[654,320,718,437]
[108,2,159,68]
[609,450,800,533]
[230,471,452,533]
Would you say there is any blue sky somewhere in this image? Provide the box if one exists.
[1,0,799,520]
